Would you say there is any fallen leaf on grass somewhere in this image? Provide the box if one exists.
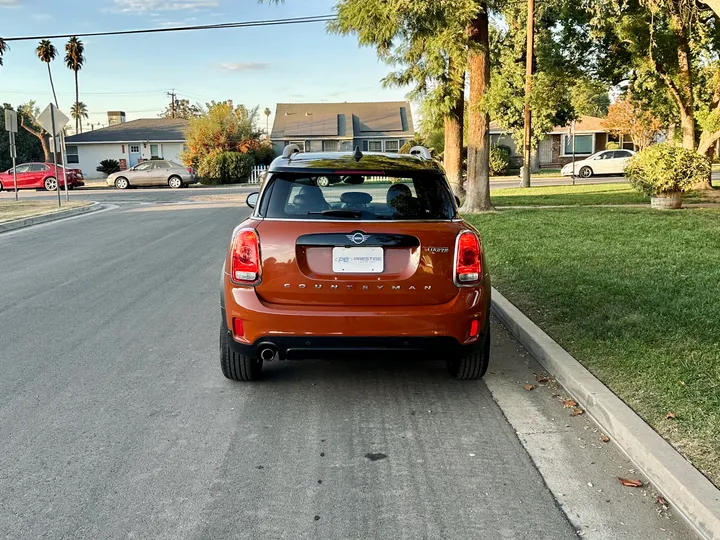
[600,435,610,443]
[571,408,584,417]
[656,495,668,507]
[535,374,550,384]
[618,478,643,488]
[524,384,535,391]
[665,412,677,420]
[562,399,578,408]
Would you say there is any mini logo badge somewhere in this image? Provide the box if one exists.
[347,232,371,245]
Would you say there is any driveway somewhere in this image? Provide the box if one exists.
[0,199,696,539]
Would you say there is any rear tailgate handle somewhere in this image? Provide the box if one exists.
[296,232,420,248]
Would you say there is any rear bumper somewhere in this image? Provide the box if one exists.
[222,281,490,360]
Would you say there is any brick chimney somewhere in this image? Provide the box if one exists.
[108,111,126,125]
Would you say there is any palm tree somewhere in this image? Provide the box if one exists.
[0,38,8,67]
[36,40,59,107]
[65,37,85,133]
[70,102,89,133]
[264,107,271,136]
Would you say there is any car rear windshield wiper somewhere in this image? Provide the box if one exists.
[308,209,363,218]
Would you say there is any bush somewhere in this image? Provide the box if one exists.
[96,159,121,175]
[605,141,621,150]
[489,145,511,176]
[625,143,710,196]
[198,151,255,185]
[251,143,276,166]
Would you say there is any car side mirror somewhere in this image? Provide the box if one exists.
[247,192,259,209]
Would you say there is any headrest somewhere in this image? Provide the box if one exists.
[340,192,373,205]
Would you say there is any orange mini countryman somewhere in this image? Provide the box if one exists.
[220,146,491,381]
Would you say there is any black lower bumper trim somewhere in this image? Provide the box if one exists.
[224,330,485,361]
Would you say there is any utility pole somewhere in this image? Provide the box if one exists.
[521,0,535,188]
[167,90,177,118]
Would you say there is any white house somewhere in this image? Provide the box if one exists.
[65,113,188,179]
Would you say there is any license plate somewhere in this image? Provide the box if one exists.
[332,247,384,273]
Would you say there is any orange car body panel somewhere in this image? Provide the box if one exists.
[222,217,490,347]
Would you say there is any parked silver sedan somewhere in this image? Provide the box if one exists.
[107,160,198,189]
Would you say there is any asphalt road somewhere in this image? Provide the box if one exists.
[0,200,695,539]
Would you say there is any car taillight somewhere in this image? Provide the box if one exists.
[455,231,482,285]
[231,229,261,284]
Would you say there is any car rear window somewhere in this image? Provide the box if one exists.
[260,173,457,220]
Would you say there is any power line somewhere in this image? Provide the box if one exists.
[1,15,337,42]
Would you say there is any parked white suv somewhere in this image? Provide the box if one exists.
[561,149,636,178]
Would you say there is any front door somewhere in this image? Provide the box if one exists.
[129,144,142,167]
[131,161,155,185]
[539,138,553,165]
[12,164,33,188]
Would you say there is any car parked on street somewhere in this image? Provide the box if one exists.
[0,162,84,192]
[561,149,636,178]
[220,145,491,381]
[106,160,197,189]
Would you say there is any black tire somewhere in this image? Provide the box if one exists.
[579,166,593,178]
[447,325,491,380]
[115,177,130,189]
[0,181,4,191]
[168,176,184,189]
[220,323,263,381]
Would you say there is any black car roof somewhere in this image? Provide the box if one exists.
[267,151,443,175]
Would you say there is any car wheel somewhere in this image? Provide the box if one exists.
[446,325,490,380]
[168,176,183,189]
[579,166,593,178]
[44,177,58,191]
[0,181,4,191]
[317,176,330,187]
[115,177,129,189]
[220,322,263,381]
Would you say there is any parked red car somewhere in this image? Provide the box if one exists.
[0,162,85,192]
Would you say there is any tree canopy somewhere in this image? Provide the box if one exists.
[159,98,203,120]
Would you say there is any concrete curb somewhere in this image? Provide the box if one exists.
[491,287,720,540]
[0,202,103,234]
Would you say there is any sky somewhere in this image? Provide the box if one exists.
[0,0,413,130]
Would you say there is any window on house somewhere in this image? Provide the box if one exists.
[368,140,383,152]
[288,141,306,152]
[66,145,79,164]
[340,141,353,151]
[622,135,635,150]
[322,140,338,152]
[129,145,140,154]
[307,140,323,152]
[385,140,400,153]
[150,144,162,159]
[563,134,593,155]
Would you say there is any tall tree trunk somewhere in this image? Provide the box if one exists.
[40,134,51,162]
[47,64,58,108]
[444,93,465,198]
[74,69,79,133]
[462,3,493,213]
[671,11,695,150]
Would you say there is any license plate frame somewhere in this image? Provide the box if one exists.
[332,246,384,274]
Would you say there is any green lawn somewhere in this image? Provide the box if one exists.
[498,168,563,180]
[465,207,720,487]
[491,183,648,206]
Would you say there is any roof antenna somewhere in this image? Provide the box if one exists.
[353,146,363,162]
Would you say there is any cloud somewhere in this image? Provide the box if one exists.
[0,0,21,7]
[112,0,219,13]
[219,62,269,72]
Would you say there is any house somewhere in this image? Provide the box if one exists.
[270,101,415,156]
[64,113,188,179]
[490,115,635,169]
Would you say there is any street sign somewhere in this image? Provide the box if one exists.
[4,108,18,133]
[36,104,69,135]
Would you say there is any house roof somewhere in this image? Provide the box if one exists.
[271,102,414,140]
[490,115,609,135]
[65,118,188,143]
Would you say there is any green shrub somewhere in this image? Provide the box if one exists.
[96,159,121,175]
[605,141,620,150]
[625,143,710,196]
[198,151,255,184]
[489,145,511,176]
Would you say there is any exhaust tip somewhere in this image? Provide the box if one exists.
[259,346,277,362]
